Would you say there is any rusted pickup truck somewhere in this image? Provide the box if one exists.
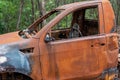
[0,0,119,80]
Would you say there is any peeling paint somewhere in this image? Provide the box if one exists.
[0,45,31,75]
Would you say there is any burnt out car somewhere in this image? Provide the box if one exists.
[0,0,119,80]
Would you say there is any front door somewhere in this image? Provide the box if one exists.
[39,4,107,80]
[49,35,106,80]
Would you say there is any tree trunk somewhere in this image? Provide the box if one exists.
[16,0,24,30]
[36,0,46,28]
[31,0,35,22]
[36,0,42,17]
[41,0,46,16]
[40,0,46,25]
[55,0,59,7]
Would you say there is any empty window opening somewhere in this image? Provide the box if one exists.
[45,6,99,41]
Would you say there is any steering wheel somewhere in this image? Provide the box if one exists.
[69,23,83,38]
[45,33,55,42]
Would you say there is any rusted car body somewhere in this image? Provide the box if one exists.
[0,0,119,80]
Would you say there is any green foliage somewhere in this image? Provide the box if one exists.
[0,0,18,33]
[0,0,32,33]
[0,0,119,34]
[85,8,98,20]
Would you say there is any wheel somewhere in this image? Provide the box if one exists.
[0,72,32,80]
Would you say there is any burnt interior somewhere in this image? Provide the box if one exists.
[49,6,99,40]
[19,6,99,40]
[50,20,98,40]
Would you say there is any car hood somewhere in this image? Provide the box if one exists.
[0,31,23,44]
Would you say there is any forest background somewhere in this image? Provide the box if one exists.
[0,0,120,34]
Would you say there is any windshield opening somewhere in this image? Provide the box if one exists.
[19,9,63,39]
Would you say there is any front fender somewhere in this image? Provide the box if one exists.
[0,45,31,75]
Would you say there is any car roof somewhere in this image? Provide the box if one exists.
[55,0,108,10]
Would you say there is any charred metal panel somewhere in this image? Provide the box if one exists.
[0,45,31,75]
[96,67,118,79]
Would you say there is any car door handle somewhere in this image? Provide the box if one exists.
[91,43,105,47]
[100,43,105,46]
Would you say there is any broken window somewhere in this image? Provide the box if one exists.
[84,7,99,36]
[19,10,63,39]
[52,14,72,30]
[45,6,99,41]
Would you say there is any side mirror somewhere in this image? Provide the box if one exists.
[45,34,55,42]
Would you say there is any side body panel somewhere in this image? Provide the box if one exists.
[37,1,118,80]
[102,0,115,33]
[49,35,106,80]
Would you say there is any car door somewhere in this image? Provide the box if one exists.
[38,3,106,80]
[49,35,106,80]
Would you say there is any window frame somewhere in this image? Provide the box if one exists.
[46,5,102,42]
